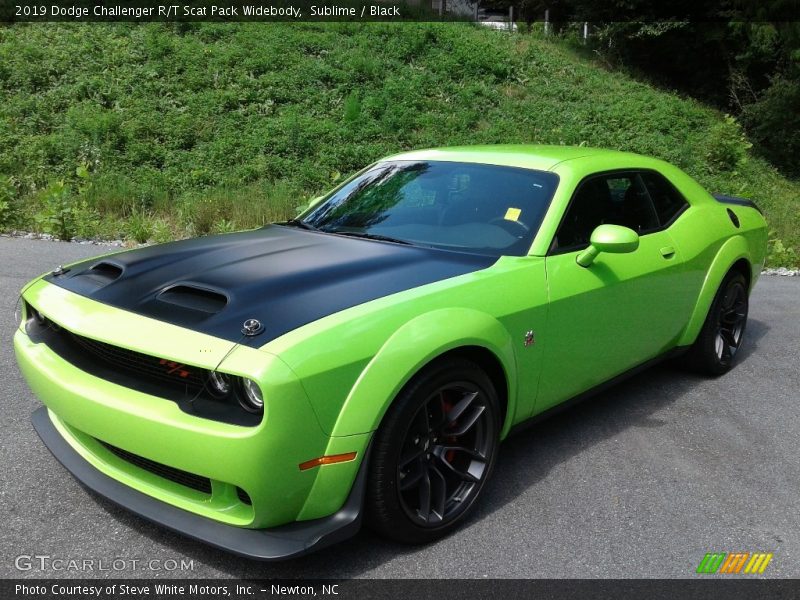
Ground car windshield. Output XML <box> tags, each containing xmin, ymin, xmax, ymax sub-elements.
<box><xmin>299</xmin><ymin>160</ymin><xmax>559</xmax><ymax>256</ymax></box>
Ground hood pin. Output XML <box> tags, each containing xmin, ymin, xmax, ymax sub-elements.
<box><xmin>242</xmin><ymin>318</ymin><xmax>264</xmax><ymax>337</ymax></box>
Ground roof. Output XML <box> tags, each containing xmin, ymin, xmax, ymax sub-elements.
<box><xmin>382</xmin><ymin>145</ymin><xmax>644</xmax><ymax>171</ymax></box>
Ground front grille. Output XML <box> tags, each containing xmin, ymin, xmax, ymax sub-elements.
<box><xmin>25</xmin><ymin>306</ymin><xmax>263</xmax><ymax>427</ymax></box>
<box><xmin>99</xmin><ymin>440</ymin><xmax>212</xmax><ymax>495</ymax></box>
<box><xmin>69</xmin><ymin>332</ymin><xmax>207</xmax><ymax>391</ymax></box>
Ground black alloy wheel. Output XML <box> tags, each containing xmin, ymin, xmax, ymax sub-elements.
<box><xmin>366</xmin><ymin>357</ymin><xmax>500</xmax><ymax>543</ymax></box>
<box><xmin>715</xmin><ymin>277</ymin><xmax>748</xmax><ymax>366</ymax></box>
<box><xmin>397</xmin><ymin>383</ymin><xmax>494</xmax><ymax>526</ymax></box>
<box><xmin>684</xmin><ymin>270</ymin><xmax>749</xmax><ymax>376</ymax></box>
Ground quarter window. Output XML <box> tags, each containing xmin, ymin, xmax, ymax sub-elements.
<box><xmin>640</xmin><ymin>171</ymin><xmax>689</xmax><ymax>226</ymax></box>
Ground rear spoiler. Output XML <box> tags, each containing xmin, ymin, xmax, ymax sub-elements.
<box><xmin>713</xmin><ymin>193</ymin><xmax>762</xmax><ymax>214</ymax></box>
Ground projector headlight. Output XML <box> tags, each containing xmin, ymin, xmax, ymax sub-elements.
<box><xmin>28</xmin><ymin>304</ymin><xmax>46</xmax><ymax>326</ymax></box>
<box><xmin>239</xmin><ymin>378</ymin><xmax>264</xmax><ymax>413</ymax></box>
<box><xmin>208</xmin><ymin>371</ymin><xmax>231</xmax><ymax>398</ymax></box>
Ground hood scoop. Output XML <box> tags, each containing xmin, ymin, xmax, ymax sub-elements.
<box><xmin>63</xmin><ymin>261</ymin><xmax>124</xmax><ymax>294</ymax></box>
<box><xmin>88</xmin><ymin>261</ymin><xmax>123</xmax><ymax>281</ymax></box>
<box><xmin>156</xmin><ymin>285</ymin><xmax>228</xmax><ymax>315</ymax></box>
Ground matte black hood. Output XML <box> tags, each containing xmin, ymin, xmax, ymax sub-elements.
<box><xmin>45</xmin><ymin>226</ymin><xmax>496</xmax><ymax>346</ymax></box>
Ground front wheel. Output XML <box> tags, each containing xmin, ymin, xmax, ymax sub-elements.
<box><xmin>366</xmin><ymin>357</ymin><xmax>500</xmax><ymax>544</ymax></box>
<box><xmin>683</xmin><ymin>270</ymin><xmax>749</xmax><ymax>376</ymax></box>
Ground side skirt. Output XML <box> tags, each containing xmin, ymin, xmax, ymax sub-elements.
<box><xmin>508</xmin><ymin>346</ymin><xmax>688</xmax><ymax>438</ymax></box>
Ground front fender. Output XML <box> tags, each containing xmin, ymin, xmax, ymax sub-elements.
<box><xmin>677</xmin><ymin>235</ymin><xmax>752</xmax><ymax>347</ymax></box>
<box><xmin>329</xmin><ymin>308</ymin><xmax>516</xmax><ymax>438</ymax></box>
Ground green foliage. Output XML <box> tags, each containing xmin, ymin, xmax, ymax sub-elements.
<box><xmin>0</xmin><ymin>22</ymin><xmax>798</xmax><ymax>263</ymax></box>
<box><xmin>72</xmin><ymin>199</ymin><xmax>101</xmax><ymax>239</ymax></box>
<box><xmin>35</xmin><ymin>181</ymin><xmax>74</xmax><ymax>240</ymax></box>
<box><xmin>212</xmin><ymin>218</ymin><xmax>238</xmax><ymax>234</ymax></box>
<box><xmin>31</xmin><ymin>166</ymin><xmax>100</xmax><ymax>240</ymax></box>
<box><xmin>343</xmin><ymin>92</ymin><xmax>361</xmax><ymax>123</ymax></box>
<box><xmin>125</xmin><ymin>209</ymin><xmax>154</xmax><ymax>243</ymax></box>
<box><xmin>151</xmin><ymin>218</ymin><xmax>175</xmax><ymax>244</ymax></box>
<box><xmin>741</xmin><ymin>78</ymin><xmax>800</xmax><ymax>177</ymax></box>
<box><xmin>703</xmin><ymin>115</ymin><xmax>752</xmax><ymax>174</ymax></box>
<box><xmin>0</xmin><ymin>176</ymin><xmax>15</xmax><ymax>229</ymax></box>
<box><xmin>767</xmin><ymin>234</ymin><xmax>798</xmax><ymax>268</ymax></box>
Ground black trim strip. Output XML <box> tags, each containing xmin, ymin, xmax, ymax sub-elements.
<box><xmin>713</xmin><ymin>194</ymin><xmax>762</xmax><ymax>214</ymax></box>
<box><xmin>32</xmin><ymin>407</ymin><xmax>369</xmax><ymax>561</ymax></box>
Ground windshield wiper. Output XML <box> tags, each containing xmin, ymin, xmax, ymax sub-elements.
<box><xmin>328</xmin><ymin>231</ymin><xmax>411</xmax><ymax>245</ymax></box>
<box><xmin>283</xmin><ymin>218</ymin><xmax>318</xmax><ymax>231</ymax></box>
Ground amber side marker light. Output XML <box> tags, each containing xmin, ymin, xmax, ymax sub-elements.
<box><xmin>299</xmin><ymin>452</ymin><xmax>358</xmax><ymax>471</ymax></box>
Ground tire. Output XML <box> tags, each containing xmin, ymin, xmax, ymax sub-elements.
<box><xmin>683</xmin><ymin>270</ymin><xmax>749</xmax><ymax>376</ymax></box>
<box><xmin>366</xmin><ymin>357</ymin><xmax>500</xmax><ymax>544</ymax></box>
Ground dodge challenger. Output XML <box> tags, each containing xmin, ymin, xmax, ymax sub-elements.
<box><xmin>14</xmin><ymin>146</ymin><xmax>767</xmax><ymax>559</ymax></box>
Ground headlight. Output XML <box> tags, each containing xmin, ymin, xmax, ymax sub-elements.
<box><xmin>239</xmin><ymin>378</ymin><xmax>264</xmax><ymax>413</ymax></box>
<box><xmin>208</xmin><ymin>371</ymin><xmax>231</xmax><ymax>398</ymax></box>
<box><xmin>28</xmin><ymin>304</ymin><xmax>46</xmax><ymax>326</ymax></box>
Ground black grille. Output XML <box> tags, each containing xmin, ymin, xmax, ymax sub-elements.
<box><xmin>69</xmin><ymin>332</ymin><xmax>207</xmax><ymax>391</ymax></box>
<box><xmin>236</xmin><ymin>487</ymin><xmax>252</xmax><ymax>505</ymax></box>
<box><xmin>25</xmin><ymin>309</ymin><xmax>263</xmax><ymax>427</ymax></box>
<box><xmin>99</xmin><ymin>440</ymin><xmax>212</xmax><ymax>495</ymax></box>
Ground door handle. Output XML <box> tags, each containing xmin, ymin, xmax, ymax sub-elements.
<box><xmin>660</xmin><ymin>246</ymin><xmax>676</xmax><ymax>258</ymax></box>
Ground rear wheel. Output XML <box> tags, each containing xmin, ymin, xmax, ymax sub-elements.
<box><xmin>683</xmin><ymin>270</ymin><xmax>749</xmax><ymax>376</ymax></box>
<box><xmin>366</xmin><ymin>357</ymin><xmax>500</xmax><ymax>544</ymax></box>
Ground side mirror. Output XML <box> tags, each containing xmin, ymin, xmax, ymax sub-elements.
<box><xmin>576</xmin><ymin>224</ymin><xmax>639</xmax><ymax>267</ymax></box>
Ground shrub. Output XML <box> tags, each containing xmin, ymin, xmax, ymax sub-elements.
<box><xmin>35</xmin><ymin>181</ymin><xmax>74</xmax><ymax>240</ymax></box>
<box><xmin>741</xmin><ymin>78</ymin><xmax>800</xmax><ymax>177</ymax></box>
<box><xmin>767</xmin><ymin>234</ymin><xmax>798</xmax><ymax>268</ymax></box>
<box><xmin>704</xmin><ymin>115</ymin><xmax>752</xmax><ymax>173</ymax></box>
<box><xmin>151</xmin><ymin>218</ymin><xmax>175</xmax><ymax>244</ymax></box>
<box><xmin>125</xmin><ymin>209</ymin><xmax>153</xmax><ymax>243</ymax></box>
<box><xmin>0</xmin><ymin>176</ymin><xmax>16</xmax><ymax>230</ymax></box>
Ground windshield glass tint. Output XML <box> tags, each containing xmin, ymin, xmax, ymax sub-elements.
<box><xmin>301</xmin><ymin>161</ymin><xmax>559</xmax><ymax>256</ymax></box>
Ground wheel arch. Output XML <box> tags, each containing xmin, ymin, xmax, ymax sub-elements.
<box><xmin>677</xmin><ymin>236</ymin><xmax>753</xmax><ymax>347</ymax></box>
<box><xmin>426</xmin><ymin>345</ymin><xmax>510</xmax><ymax>435</ymax></box>
<box><xmin>328</xmin><ymin>308</ymin><xmax>517</xmax><ymax>439</ymax></box>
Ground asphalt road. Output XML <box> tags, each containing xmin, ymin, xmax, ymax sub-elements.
<box><xmin>1</xmin><ymin>236</ymin><xmax>798</xmax><ymax>579</ymax></box>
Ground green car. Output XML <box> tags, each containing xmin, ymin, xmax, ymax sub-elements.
<box><xmin>15</xmin><ymin>146</ymin><xmax>767</xmax><ymax>559</ymax></box>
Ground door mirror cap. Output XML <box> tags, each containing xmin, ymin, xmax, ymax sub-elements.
<box><xmin>576</xmin><ymin>224</ymin><xmax>640</xmax><ymax>267</ymax></box>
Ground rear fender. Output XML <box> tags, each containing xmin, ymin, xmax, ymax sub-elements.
<box><xmin>677</xmin><ymin>235</ymin><xmax>751</xmax><ymax>347</ymax></box>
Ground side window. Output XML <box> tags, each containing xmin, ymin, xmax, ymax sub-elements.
<box><xmin>640</xmin><ymin>171</ymin><xmax>689</xmax><ymax>226</ymax></box>
<box><xmin>553</xmin><ymin>173</ymin><xmax>659</xmax><ymax>250</ymax></box>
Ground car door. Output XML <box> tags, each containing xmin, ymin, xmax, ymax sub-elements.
<box><xmin>532</xmin><ymin>171</ymin><xmax>689</xmax><ymax>415</ymax></box>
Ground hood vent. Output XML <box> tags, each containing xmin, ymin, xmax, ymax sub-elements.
<box><xmin>65</xmin><ymin>261</ymin><xmax>124</xmax><ymax>293</ymax></box>
<box><xmin>87</xmin><ymin>261</ymin><xmax>123</xmax><ymax>282</ymax></box>
<box><xmin>157</xmin><ymin>285</ymin><xmax>228</xmax><ymax>315</ymax></box>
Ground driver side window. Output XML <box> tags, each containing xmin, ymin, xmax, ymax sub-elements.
<box><xmin>552</xmin><ymin>172</ymin><xmax>660</xmax><ymax>251</ymax></box>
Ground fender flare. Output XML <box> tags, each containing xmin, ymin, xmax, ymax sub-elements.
<box><xmin>677</xmin><ymin>235</ymin><xmax>751</xmax><ymax>347</ymax></box>
<box><xmin>329</xmin><ymin>308</ymin><xmax>517</xmax><ymax>438</ymax></box>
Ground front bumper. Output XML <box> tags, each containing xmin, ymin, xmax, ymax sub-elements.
<box><xmin>15</xmin><ymin>279</ymin><xmax>371</xmax><ymax>555</ymax></box>
<box><xmin>32</xmin><ymin>407</ymin><xmax>367</xmax><ymax>560</ymax></box>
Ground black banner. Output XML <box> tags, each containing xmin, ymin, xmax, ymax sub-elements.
<box><xmin>5</xmin><ymin>579</ymin><xmax>800</xmax><ymax>600</ymax></box>
<box><xmin>5</xmin><ymin>0</ymin><xmax>455</xmax><ymax>22</ymax></box>
<box><xmin>2</xmin><ymin>0</ymin><xmax>800</xmax><ymax>23</ymax></box>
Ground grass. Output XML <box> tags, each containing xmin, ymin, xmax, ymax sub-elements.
<box><xmin>0</xmin><ymin>22</ymin><xmax>797</xmax><ymax>265</ymax></box>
